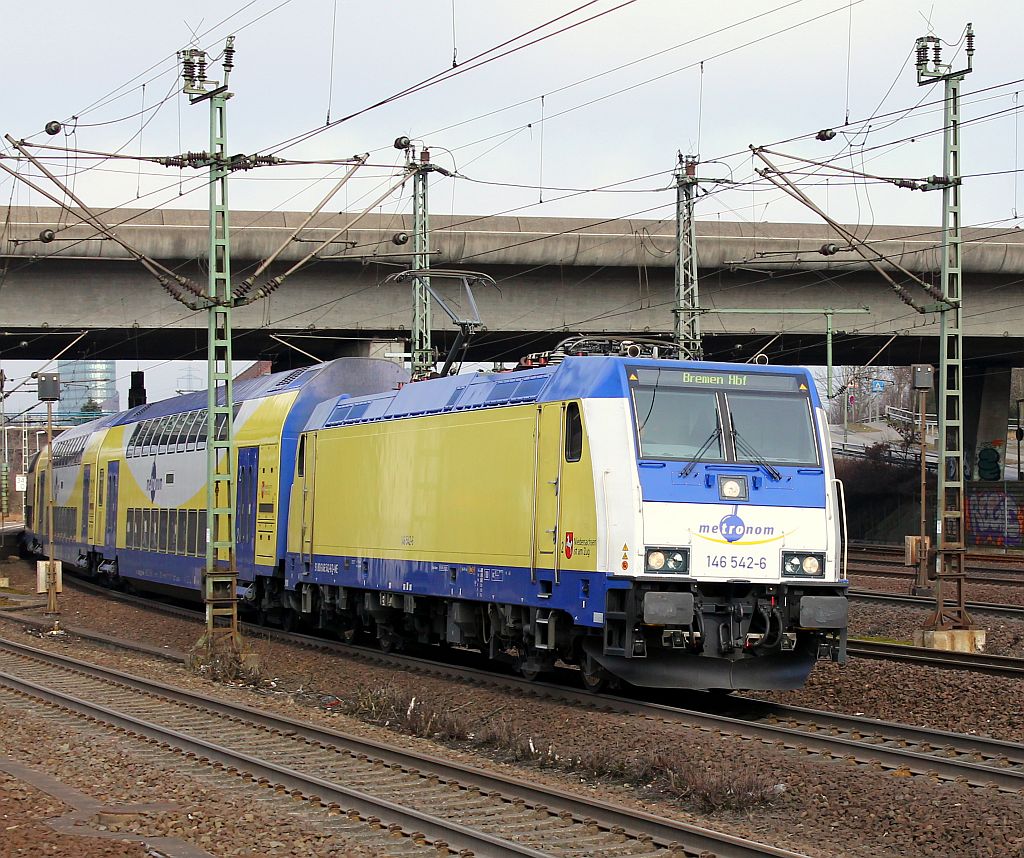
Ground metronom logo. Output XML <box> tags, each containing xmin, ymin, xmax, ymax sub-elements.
<box><xmin>698</xmin><ymin>515</ymin><xmax>775</xmax><ymax>544</ymax></box>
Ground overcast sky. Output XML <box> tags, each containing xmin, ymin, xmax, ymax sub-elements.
<box><xmin>2</xmin><ymin>0</ymin><xmax>1022</xmax><ymax>414</ymax></box>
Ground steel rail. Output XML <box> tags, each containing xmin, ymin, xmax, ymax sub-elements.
<box><xmin>0</xmin><ymin>637</ymin><xmax>805</xmax><ymax>858</ymax></box>
<box><xmin>849</xmin><ymin>543</ymin><xmax>1024</xmax><ymax>573</ymax></box>
<box><xmin>849</xmin><ymin>562</ymin><xmax>1024</xmax><ymax>588</ymax></box>
<box><xmin>849</xmin><ymin>588</ymin><xmax>1024</xmax><ymax>619</ymax></box>
<box><xmin>847</xmin><ymin>639</ymin><xmax>1024</xmax><ymax>677</ymax></box>
<box><xmin>850</xmin><ymin>541</ymin><xmax>1024</xmax><ymax>562</ymax></box>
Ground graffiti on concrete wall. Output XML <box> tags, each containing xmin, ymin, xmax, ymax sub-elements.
<box><xmin>965</xmin><ymin>484</ymin><xmax>1024</xmax><ymax>548</ymax></box>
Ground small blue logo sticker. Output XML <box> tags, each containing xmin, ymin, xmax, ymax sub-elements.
<box><xmin>146</xmin><ymin>462</ymin><xmax>163</xmax><ymax>502</ymax></box>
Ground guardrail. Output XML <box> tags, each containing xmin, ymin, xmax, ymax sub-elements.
<box><xmin>884</xmin><ymin>405</ymin><xmax>937</xmax><ymax>433</ymax></box>
<box><xmin>885</xmin><ymin>405</ymin><xmax>1021</xmax><ymax>435</ymax></box>
<box><xmin>831</xmin><ymin>440</ymin><xmax>938</xmax><ymax>470</ymax></box>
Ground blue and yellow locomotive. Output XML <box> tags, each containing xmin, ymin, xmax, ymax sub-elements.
<box><xmin>24</xmin><ymin>352</ymin><xmax>847</xmax><ymax>690</ymax></box>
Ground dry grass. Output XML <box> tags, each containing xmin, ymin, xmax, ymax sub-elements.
<box><xmin>333</xmin><ymin>680</ymin><xmax>777</xmax><ymax>813</ymax></box>
<box><xmin>574</xmin><ymin>746</ymin><xmax>776</xmax><ymax>811</ymax></box>
<box><xmin>343</xmin><ymin>680</ymin><xmax>473</xmax><ymax>741</ymax></box>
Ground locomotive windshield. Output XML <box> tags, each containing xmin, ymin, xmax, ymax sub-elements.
<box><xmin>629</xmin><ymin>367</ymin><xmax>819</xmax><ymax>466</ymax></box>
<box><xmin>635</xmin><ymin>388</ymin><xmax>723</xmax><ymax>461</ymax></box>
<box><xmin>726</xmin><ymin>392</ymin><xmax>818</xmax><ymax>465</ymax></box>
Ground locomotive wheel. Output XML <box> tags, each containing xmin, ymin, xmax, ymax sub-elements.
<box><xmin>281</xmin><ymin>608</ymin><xmax>300</xmax><ymax>633</ymax></box>
<box><xmin>519</xmin><ymin>663</ymin><xmax>542</xmax><ymax>681</ymax></box>
<box><xmin>517</xmin><ymin>652</ymin><xmax>545</xmax><ymax>681</ymax></box>
<box><xmin>378</xmin><ymin>630</ymin><xmax>402</xmax><ymax>653</ymax></box>
<box><xmin>579</xmin><ymin>658</ymin><xmax>610</xmax><ymax>693</ymax></box>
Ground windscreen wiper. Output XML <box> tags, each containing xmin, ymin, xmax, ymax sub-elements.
<box><xmin>730</xmin><ymin>416</ymin><xmax>782</xmax><ymax>481</ymax></box>
<box><xmin>680</xmin><ymin>426</ymin><xmax>722</xmax><ymax>477</ymax></box>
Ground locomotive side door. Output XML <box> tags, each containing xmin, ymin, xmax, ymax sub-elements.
<box><xmin>532</xmin><ymin>402</ymin><xmax>565</xmax><ymax>579</ymax></box>
<box><xmin>81</xmin><ymin>465</ymin><xmax>91</xmax><ymax>542</ymax></box>
<box><xmin>299</xmin><ymin>433</ymin><xmax>316</xmax><ymax>566</ymax></box>
<box><xmin>235</xmin><ymin>446</ymin><xmax>258</xmax><ymax>572</ymax></box>
<box><xmin>104</xmin><ymin>461</ymin><xmax>119</xmax><ymax>550</ymax></box>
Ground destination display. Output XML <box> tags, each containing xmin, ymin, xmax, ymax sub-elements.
<box><xmin>627</xmin><ymin>367</ymin><xmax>805</xmax><ymax>393</ymax></box>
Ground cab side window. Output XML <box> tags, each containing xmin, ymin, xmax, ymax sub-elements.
<box><xmin>565</xmin><ymin>402</ymin><xmax>582</xmax><ymax>463</ymax></box>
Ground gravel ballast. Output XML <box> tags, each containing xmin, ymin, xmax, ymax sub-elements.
<box><xmin>2</xmin><ymin>557</ymin><xmax>1024</xmax><ymax>857</ymax></box>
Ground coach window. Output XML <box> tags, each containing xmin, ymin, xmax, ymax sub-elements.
<box><xmin>174</xmin><ymin>413</ymin><xmax>188</xmax><ymax>452</ymax></box>
<box><xmin>169</xmin><ymin>412</ymin><xmax>187</xmax><ymax>452</ymax></box>
<box><xmin>565</xmin><ymin>402</ymin><xmax>583</xmax><ymax>463</ymax></box>
<box><xmin>126</xmin><ymin>425</ymin><xmax>139</xmax><ymax>457</ymax></box>
<box><xmin>297</xmin><ymin>435</ymin><xmax>306</xmax><ymax>477</ymax></box>
<box><xmin>192</xmin><ymin>415</ymin><xmax>207</xmax><ymax>452</ymax></box>
<box><xmin>185</xmin><ymin>411</ymin><xmax>203</xmax><ymax>451</ymax></box>
<box><xmin>155</xmin><ymin>418</ymin><xmax>169</xmax><ymax>455</ymax></box>
<box><xmin>143</xmin><ymin>420</ymin><xmax>161</xmax><ymax>456</ymax></box>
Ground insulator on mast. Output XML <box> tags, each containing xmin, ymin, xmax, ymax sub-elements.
<box><xmin>915</xmin><ymin>40</ymin><xmax>929</xmax><ymax>68</ymax></box>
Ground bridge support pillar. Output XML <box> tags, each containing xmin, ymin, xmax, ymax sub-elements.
<box><xmin>963</xmin><ymin>364</ymin><xmax>1011</xmax><ymax>481</ymax></box>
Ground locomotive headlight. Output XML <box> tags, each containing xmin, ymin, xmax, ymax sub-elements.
<box><xmin>645</xmin><ymin>547</ymin><xmax>689</xmax><ymax>573</ymax></box>
<box><xmin>717</xmin><ymin>475</ymin><xmax>748</xmax><ymax>501</ymax></box>
<box><xmin>782</xmin><ymin>552</ymin><xmax>826</xmax><ymax>578</ymax></box>
<box><xmin>666</xmin><ymin>551</ymin><xmax>688</xmax><ymax>572</ymax></box>
<box><xmin>721</xmin><ymin>478</ymin><xmax>742</xmax><ymax>499</ymax></box>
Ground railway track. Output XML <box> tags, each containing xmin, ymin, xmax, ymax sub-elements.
<box><xmin>847</xmin><ymin>639</ymin><xmax>1024</xmax><ymax>677</ymax></box>
<box><xmin>0</xmin><ymin>635</ymin><xmax>803</xmax><ymax>858</ymax></box>
<box><xmin>848</xmin><ymin>542</ymin><xmax>1024</xmax><ymax>586</ymax></box>
<box><xmin>851</xmin><ymin>541</ymin><xmax>1024</xmax><ymax>565</ymax></box>
<box><xmin>848</xmin><ymin>588</ymin><xmax>1024</xmax><ymax>619</ymax></box>
<box><xmin>5</xmin><ymin>579</ymin><xmax>1024</xmax><ymax>798</ymax></box>
<box><xmin>849</xmin><ymin>562</ymin><xmax>1024</xmax><ymax>588</ymax></box>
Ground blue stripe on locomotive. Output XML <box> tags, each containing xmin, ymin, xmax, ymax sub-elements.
<box><xmin>285</xmin><ymin>551</ymin><xmax>619</xmax><ymax>628</ymax></box>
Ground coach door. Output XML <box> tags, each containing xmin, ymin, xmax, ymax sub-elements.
<box><xmin>299</xmin><ymin>433</ymin><xmax>316</xmax><ymax>566</ymax></box>
<box><xmin>35</xmin><ymin>468</ymin><xmax>46</xmax><ymax>534</ymax></box>
<box><xmin>104</xmin><ymin>462</ymin><xmax>119</xmax><ymax>550</ymax></box>
<box><xmin>532</xmin><ymin>403</ymin><xmax>565</xmax><ymax>581</ymax></box>
<box><xmin>235</xmin><ymin>446</ymin><xmax>258</xmax><ymax>571</ymax></box>
<box><xmin>81</xmin><ymin>465</ymin><xmax>91</xmax><ymax>542</ymax></box>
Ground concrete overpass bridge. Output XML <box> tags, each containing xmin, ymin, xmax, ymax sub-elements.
<box><xmin>2</xmin><ymin>205</ymin><xmax>1023</xmax><ymax>364</ymax></box>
